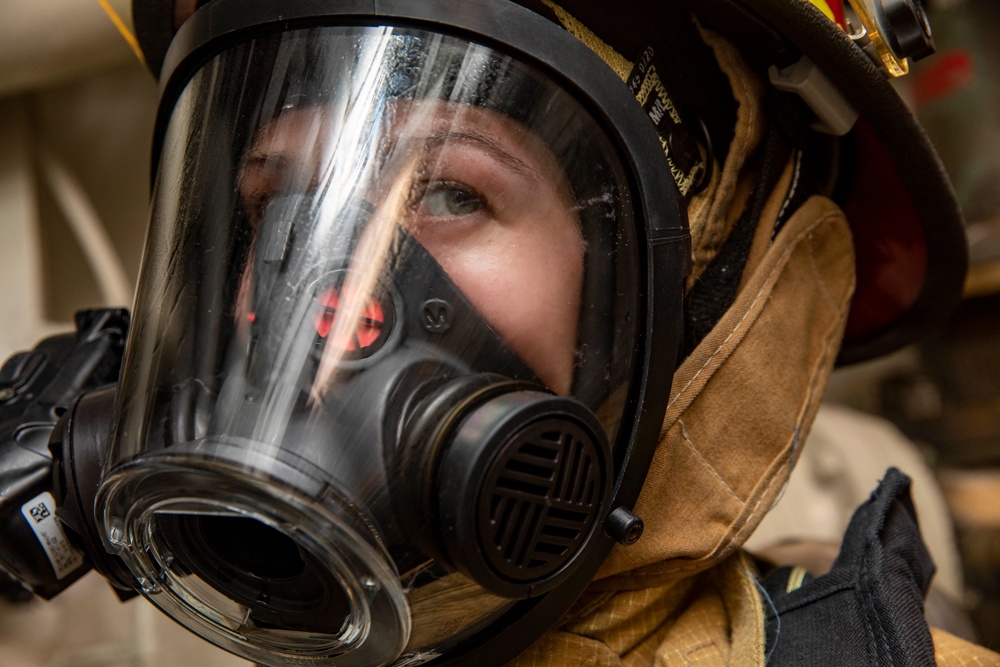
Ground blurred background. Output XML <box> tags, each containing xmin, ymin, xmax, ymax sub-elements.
<box><xmin>0</xmin><ymin>0</ymin><xmax>997</xmax><ymax>663</ymax></box>
<box><xmin>0</xmin><ymin>0</ymin><xmax>248</xmax><ymax>664</ymax></box>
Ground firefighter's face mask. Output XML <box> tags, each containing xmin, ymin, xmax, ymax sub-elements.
<box><xmin>96</xmin><ymin>14</ymin><xmax>687</xmax><ymax>667</ymax></box>
<box><xmin>237</xmin><ymin>98</ymin><xmax>585</xmax><ymax>396</ymax></box>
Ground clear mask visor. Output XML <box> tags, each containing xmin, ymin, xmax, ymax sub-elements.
<box><xmin>98</xmin><ymin>24</ymin><xmax>641</xmax><ymax>666</ymax></box>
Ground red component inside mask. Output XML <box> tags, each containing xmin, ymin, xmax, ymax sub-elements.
<box><xmin>314</xmin><ymin>288</ymin><xmax>386</xmax><ymax>351</ymax></box>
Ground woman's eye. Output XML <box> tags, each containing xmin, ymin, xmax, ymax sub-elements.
<box><xmin>418</xmin><ymin>182</ymin><xmax>485</xmax><ymax>217</ymax></box>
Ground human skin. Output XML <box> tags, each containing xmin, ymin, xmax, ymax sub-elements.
<box><xmin>238</xmin><ymin>101</ymin><xmax>586</xmax><ymax>395</ymax></box>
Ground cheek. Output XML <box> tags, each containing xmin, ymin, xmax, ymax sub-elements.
<box><xmin>436</xmin><ymin>209</ymin><xmax>585</xmax><ymax>396</ymax></box>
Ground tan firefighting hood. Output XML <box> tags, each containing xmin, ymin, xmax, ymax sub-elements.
<box><xmin>508</xmin><ymin>13</ymin><xmax>998</xmax><ymax>667</ymax></box>
<box><xmin>501</xmin><ymin>22</ymin><xmax>856</xmax><ymax>665</ymax></box>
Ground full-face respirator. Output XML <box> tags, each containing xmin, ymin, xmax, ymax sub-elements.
<box><xmin>0</xmin><ymin>4</ymin><xmax>688</xmax><ymax>665</ymax></box>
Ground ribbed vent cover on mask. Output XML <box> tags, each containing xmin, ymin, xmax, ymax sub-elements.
<box><xmin>478</xmin><ymin>417</ymin><xmax>604</xmax><ymax>582</ymax></box>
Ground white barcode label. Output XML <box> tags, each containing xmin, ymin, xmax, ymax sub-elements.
<box><xmin>21</xmin><ymin>492</ymin><xmax>84</xmax><ymax>580</ymax></box>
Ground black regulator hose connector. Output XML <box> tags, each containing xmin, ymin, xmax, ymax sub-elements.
<box><xmin>49</xmin><ymin>385</ymin><xmax>136</xmax><ymax>598</ymax></box>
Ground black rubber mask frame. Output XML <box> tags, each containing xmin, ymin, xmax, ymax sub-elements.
<box><xmin>118</xmin><ymin>1</ymin><xmax>691</xmax><ymax>666</ymax></box>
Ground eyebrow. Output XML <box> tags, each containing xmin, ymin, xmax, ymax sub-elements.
<box><xmin>239</xmin><ymin>126</ymin><xmax>540</xmax><ymax>185</ymax></box>
<box><xmin>241</xmin><ymin>151</ymin><xmax>294</xmax><ymax>173</ymax></box>
<box><xmin>412</xmin><ymin>130</ymin><xmax>538</xmax><ymax>179</ymax></box>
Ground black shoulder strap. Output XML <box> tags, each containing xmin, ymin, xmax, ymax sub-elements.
<box><xmin>760</xmin><ymin>468</ymin><xmax>937</xmax><ymax>666</ymax></box>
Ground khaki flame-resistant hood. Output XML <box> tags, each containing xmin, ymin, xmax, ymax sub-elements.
<box><xmin>596</xmin><ymin>32</ymin><xmax>856</xmax><ymax>585</ymax></box>
<box><xmin>510</xmin><ymin>181</ymin><xmax>857</xmax><ymax>667</ymax></box>
<box><xmin>508</xmin><ymin>29</ymin><xmax>858</xmax><ymax>665</ymax></box>
<box><xmin>598</xmin><ymin>197</ymin><xmax>854</xmax><ymax>585</ymax></box>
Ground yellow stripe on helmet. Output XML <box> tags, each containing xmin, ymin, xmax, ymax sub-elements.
<box><xmin>97</xmin><ymin>0</ymin><xmax>146</xmax><ymax>65</ymax></box>
<box><xmin>808</xmin><ymin>0</ymin><xmax>838</xmax><ymax>24</ymax></box>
